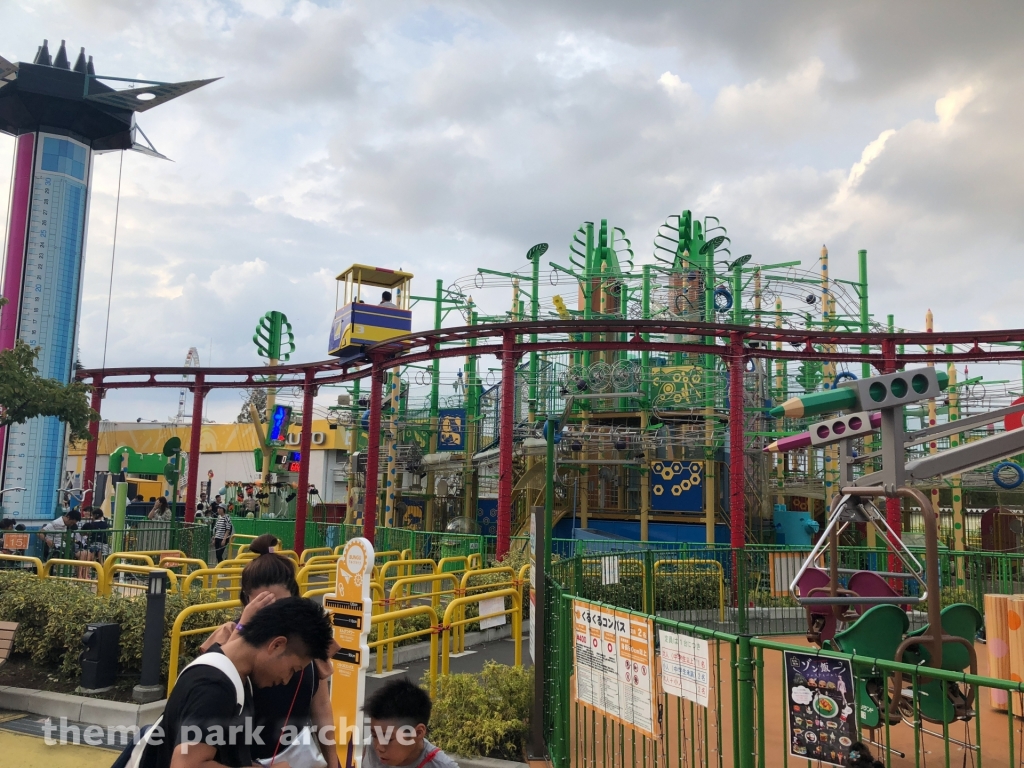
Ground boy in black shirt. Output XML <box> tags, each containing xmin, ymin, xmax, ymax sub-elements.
<box><xmin>131</xmin><ymin>597</ymin><xmax>332</xmax><ymax>768</ymax></box>
<box><xmin>79</xmin><ymin>506</ymin><xmax>111</xmax><ymax>557</ymax></box>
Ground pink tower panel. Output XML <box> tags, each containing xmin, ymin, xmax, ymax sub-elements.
<box><xmin>0</xmin><ymin>132</ymin><xmax>35</xmax><ymax>352</ymax></box>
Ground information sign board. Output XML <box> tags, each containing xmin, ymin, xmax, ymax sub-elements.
<box><xmin>572</xmin><ymin>599</ymin><xmax>657</xmax><ymax>737</ymax></box>
<box><xmin>658</xmin><ymin>629</ymin><xmax>709</xmax><ymax>707</ymax></box>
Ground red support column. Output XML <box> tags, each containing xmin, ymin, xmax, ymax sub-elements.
<box><xmin>82</xmin><ymin>380</ymin><xmax>103</xmax><ymax>504</ymax></box>
<box><xmin>362</xmin><ymin>363</ymin><xmax>385</xmax><ymax>543</ymax></box>
<box><xmin>184</xmin><ymin>374</ymin><xmax>205</xmax><ymax>523</ymax></box>
<box><xmin>294</xmin><ymin>368</ymin><xmax>316</xmax><ymax>554</ymax></box>
<box><xmin>496</xmin><ymin>332</ymin><xmax>518</xmax><ymax>560</ymax></box>
<box><xmin>729</xmin><ymin>332</ymin><xmax>746</xmax><ymax>550</ymax></box>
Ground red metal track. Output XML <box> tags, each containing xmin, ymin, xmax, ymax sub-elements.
<box><xmin>76</xmin><ymin>319</ymin><xmax>1024</xmax><ymax>390</ymax></box>
<box><xmin>74</xmin><ymin>318</ymin><xmax>1024</xmax><ymax>552</ymax></box>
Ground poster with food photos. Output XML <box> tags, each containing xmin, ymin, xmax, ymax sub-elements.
<box><xmin>784</xmin><ymin>650</ymin><xmax>857</xmax><ymax>767</ymax></box>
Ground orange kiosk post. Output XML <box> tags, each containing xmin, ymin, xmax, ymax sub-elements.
<box><xmin>326</xmin><ymin>537</ymin><xmax>374</xmax><ymax>768</ymax></box>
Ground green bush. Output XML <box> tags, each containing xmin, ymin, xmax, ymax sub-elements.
<box><xmin>488</xmin><ymin>547</ymin><xmax>529</xmax><ymax>574</ymax></box>
<box><xmin>429</xmin><ymin>661</ymin><xmax>532</xmax><ymax>760</ymax></box>
<box><xmin>915</xmin><ymin>586</ymin><xmax>976</xmax><ymax>616</ymax></box>
<box><xmin>0</xmin><ymin>571</ymin><xmax>234</xmax><ymax>681</ymax></box>
<box><xmin>747</xmin><ymin>588</ymin><xmax>798</xmax><ymax>608</ymax></box>
<box><xmin>655</xmin><ymin>571</ymin><xmax>723</xmax><ymax>612</ymax></box>
<box><xmin>579</xmin><ymin>574</ymin><xmax>645</xmax><ymax>610</ymax></box>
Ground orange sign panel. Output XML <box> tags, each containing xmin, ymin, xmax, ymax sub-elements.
<box><xmin>2</xmin><ymin>533</ymin><xmax>29</xmax><ymax>550</ymax></box>
<box><xmin>327</xmin><ymin>537</ymin><xmax>374</xmax><ymax>768</ymax></box>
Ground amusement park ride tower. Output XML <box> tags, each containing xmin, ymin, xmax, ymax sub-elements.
<box><xmin>0</xmin><ymin>40</ymin><xmax>214</xmax><ymax>519</ymax></box>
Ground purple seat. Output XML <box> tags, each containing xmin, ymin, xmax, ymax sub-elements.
<box><xmin>795</xmin><ymin>567</ymin><xmax>838</xmax><ymax>642</ymax></box>
<box><xmin>847</xmin><ymin>570</ymin><xmax>906</xmax><ymax>615</ymax></box>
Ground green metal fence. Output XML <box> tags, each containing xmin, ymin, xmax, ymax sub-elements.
<box><xmin>543</xmin><ymin>570</ymin><xmax>1024</xmax><ymax>768</ymax></box>
<box><xmin>21</xmin><ymin>521</ymin><xmax>211</xmax><ymax>563</ymax></box>
<box><xmin>545</xmin><ymin>543</ymin><xmax>1024</xmax><ymax>637</ymax></box>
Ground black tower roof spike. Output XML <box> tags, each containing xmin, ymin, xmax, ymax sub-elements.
<box><xmin>34</xmin><ymin>39</ymin><xmax>51</xmax><ymax>66</ymax></box>
<box><xmin>0</xmin><ymin>44</ymin><xmax>217</xmax><ymax>154</ymax></box>
<box><xmin>53</xmin><ymin>40</ymin><xmax>70</xmax><ymax>69</ymax></box>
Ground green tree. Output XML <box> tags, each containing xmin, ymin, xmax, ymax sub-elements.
<box><xmin>0</xmin><ymin>298</ymin><xmax>96</xmax><ymax>443</ymax></box>
<box><xmin>236</xmin><ymin>387</ymin><xmax>268</xmax><ymax>423</ymax></box>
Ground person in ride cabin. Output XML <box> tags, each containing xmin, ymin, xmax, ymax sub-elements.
<box><xmin>363</xmin><ymin>678</ymin><xmax>458</xmax><ymax>768</ymax></box>
<box><xmin>379</xmin><ymin>291</ymin><xmax>397</xmax><ymax>308</ymax></box>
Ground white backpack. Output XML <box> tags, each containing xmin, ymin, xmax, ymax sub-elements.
<box><xmin>124</xmin><ymin>653</ymin><xmax>248</xmax><ymax>768</ymax></box>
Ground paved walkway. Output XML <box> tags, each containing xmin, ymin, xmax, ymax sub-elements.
<box><xmin>366</xmin><ymin>635</ymin><xmax>532</xmax><ymax>695</ymax></box>
<box><xmin>0</xmin><ymin>727</ymin><xmax>117</xmax><ymax>767</ymax></box>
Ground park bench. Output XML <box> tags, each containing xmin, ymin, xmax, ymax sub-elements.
<box><xmin>0</xmin><ymin>621</ymin><xmax>17</xmax><ymax>670</ymax></box>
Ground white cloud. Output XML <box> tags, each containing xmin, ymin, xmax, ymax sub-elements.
<box><xmin>935</xmin><ymin>85</ymin><xmax>975</xmax><ymax>129</ymax></box>
<box><xmin>837</xmin><ymin>128</ymin><xmax>896</xmax><ymax>202</ymax></box>
<box><xmin>205</xmin><ymin>258</ymin><xmax>267</xmax><ymax>300</ymax></box>
<box><xmin>713</xmin><ymin>58</ymin><xmax>826</xmax><ymax>135</ymax></box>
<box><xmin>2</xmin><ymin>1</ymin><xmax>1024</xmax><ymax>422</ymax></box>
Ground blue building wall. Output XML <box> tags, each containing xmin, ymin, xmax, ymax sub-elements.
<box><xmin>2</xmin><ymin>134</ymin><xmax>91</xmax><ymax>520</ymax></box>
<box><xmin>553</xmin><ymin>517</ymin><xmax>730</xmax><ymax>544</ymax></box>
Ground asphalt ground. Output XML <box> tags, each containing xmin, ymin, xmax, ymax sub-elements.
<box><xmin>365</xmin><ymin>635</ymin><xmax>533</xmax><ymax>695</ymax></box>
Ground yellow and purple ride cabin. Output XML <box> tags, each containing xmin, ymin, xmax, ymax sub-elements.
<box><xmin>328</xmin><ymin>264</ymin><xmax>414</xmax><ymax>363</ymax></box>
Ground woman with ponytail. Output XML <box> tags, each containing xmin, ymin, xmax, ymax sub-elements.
<box><xmin>201</xmin><ymin>533</ymin><xmax>339</xmax><ymax>767</ymax></box>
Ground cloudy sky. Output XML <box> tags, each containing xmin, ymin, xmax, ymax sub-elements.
<box><xmin>2</xmin><ymin>1</ymin><xmax>1023</xmax><ymax>421</ymax></box>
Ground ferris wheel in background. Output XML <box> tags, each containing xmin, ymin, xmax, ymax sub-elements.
<box><xmin>174</xmin><ymin>347</ymin><xmax>201</xmax><ymax>423</ymax></box>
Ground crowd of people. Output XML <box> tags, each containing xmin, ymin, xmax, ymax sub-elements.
<box><xmin>3</xmin><ymin>490</ymin><xmax>244</xmax><ymax>566</ymax></box>
<box><xmin>31</xmin><ymin>506</ymin><xmax>112</xmax><ymax>563</ymax></box>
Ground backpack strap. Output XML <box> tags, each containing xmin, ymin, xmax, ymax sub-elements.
<box><xmin>121</xmin><ymin>654</ymin><xmax>247</xmax><ymax>768</ymax></box>
<box><xmin>185</xmin><ymin>653</ymin><xmax>247</xmax><ymax>710</ymax></box>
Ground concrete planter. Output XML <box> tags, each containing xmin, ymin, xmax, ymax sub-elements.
<box><xmin>0</xmin><ymin>685</ymin><xmax>164</xmax><ymax>727</ymax></box>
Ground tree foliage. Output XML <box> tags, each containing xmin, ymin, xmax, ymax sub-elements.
<box><xmin>236</xmin><ymin>387</ymin><xmax>268</xmax><ymax>423</ymax></box>
<box><xmin>0</xmin><ymin>299</ymin><xmax>97</xmax><ymax>443</ymax></box>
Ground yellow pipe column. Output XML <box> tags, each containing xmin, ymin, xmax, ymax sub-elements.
<box><xmin>580</xmin><ymin>418</ymin><xmax>589</xmax><ymax>529</ymax></box>
<box><xmin>384</xmin><ymin>368</ymin><xmax>401</xmax><ymax>527</ymax></box>
<box><xmin>640</xmin><ymin>413</ymin><xmax>650</xmax><ymax>541</ymax></box>
<box><xmin>948</xmin><ymin>357</ymin><xmax>966</xmax><ymax>585</ymax></box>
<box><xmin>774</xmin><ymin>298</ymin><xmax>786</xmax><ymax>507</ymax></box>
<box><xmin>926</xmin><ymin>310</ymin><xmax>941</xmax><ymax>538</ymax></box>
<box><xmin>345</xmin><ymin>396</ymin><xmax>360</xmax><ymax>525</ymax></box>
<box><xmin>821</xmin><ymin>248</ymin><xmax>838</xmax><ymax>513</ymax></box>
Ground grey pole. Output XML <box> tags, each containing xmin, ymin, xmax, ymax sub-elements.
<box><xmin>133</xmin><ymin>569</ymin><xmax>168</xmax><ymax>703</ymax></box>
